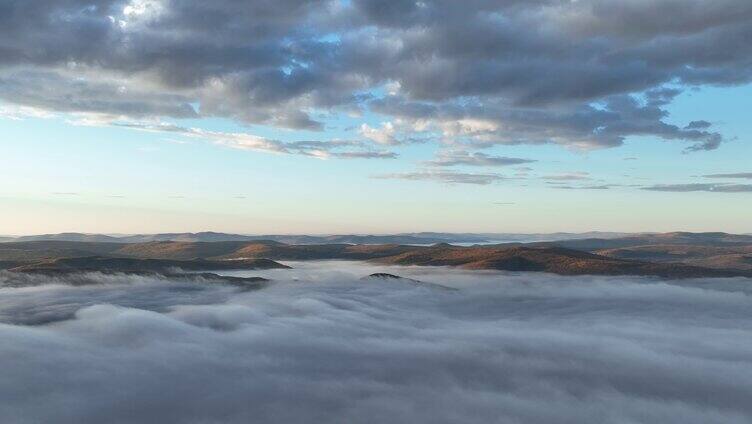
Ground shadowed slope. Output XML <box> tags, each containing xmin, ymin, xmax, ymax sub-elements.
<box><xmin>372</xmin><ymin>245</ymin><xmax>752</xmax><ymax>278</ymax></box>
<box><xmin>9</xmin><ymin>256</ymin><xmax>289</xmax><ymax>273</ymax></box>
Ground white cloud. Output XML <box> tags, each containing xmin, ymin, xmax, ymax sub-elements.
<box><xmin>426</xmin><ymin>150</ymin><xmax>536</xmax><ymax>168</ymax></box>
<box><xmin>360</xmin><ymin>122</ymin><xmax>398</xmax><ymax>145</ymax></box>
<box><xmin>110</xmin><ymin>121</ymin><xmax>395</xmax><ymax>159</ymax></box>
<box><xmin>543</xmin><ymin>171</ymin><xmax>591</xmax><ymax>181</ymax></box>
<box><xmin>374</xmin><ymin>170</ymin><xmax>507</xmax><ymax>185</ymax></box>
<box><xmin>0</xmin><ymin>105</ymin><xmax>56</xmax><ymax>120</ymax></box>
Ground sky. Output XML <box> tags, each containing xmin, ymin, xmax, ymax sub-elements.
<box><xmin>1</xmin><ymin>0</ymin><xmax>751</xmax><ymax>235</ymax></box>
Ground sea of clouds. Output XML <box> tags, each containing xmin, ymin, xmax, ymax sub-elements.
<box><xmin>2</xmin><ymin>261</ymin><xmax>752</xmax><ymax>424</ymax></box>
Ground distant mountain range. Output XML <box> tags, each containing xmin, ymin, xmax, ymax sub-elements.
<box><xmin>532</xmin><ymin>231</ymin><xmax>752</xmax><ymax>249</ymax></box>
<box><xmin>8</xmin><ymin>256</ymin><xmax>287</xmax><ymax>273</ymax></box>
<box><xmin>0</xmin><ymin>241</ymin><xmax>752</xmax><ymax>278</ymax></box>
<box><xmin>0</xmin><ymin>231</ymin><xmax>634</xmax><ymax>245</ymax></box>
<box><xmin>3</xmin><ymin>231</ymin><xmax>752</xmax><ymax>278</ymax></box>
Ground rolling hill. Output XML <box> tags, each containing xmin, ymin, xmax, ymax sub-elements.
<box><xmin>2</xmin><ymin>238</ymin><xmax>750</xmax><ymax>278</ymax></box>
<box><xmin>9</xmin><ymin>256</ymin><xmax>288</xmax><ymax>273</ymax></box>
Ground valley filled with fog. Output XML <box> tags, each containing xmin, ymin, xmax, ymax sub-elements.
<box><xmin>2</xmin><ymin>261</ymin><xmax>752</xmax><ymax>424</ymax></box>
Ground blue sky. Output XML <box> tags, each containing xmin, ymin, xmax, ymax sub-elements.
<box><xmin>3</xmin><ymin>83</ymin><xmax>750</xmax><ymax>235</ymax></box>
<box><xmin>1</xmin><ymin>0</ymin><xmax>751</xmax><ymax>235</ymax></box>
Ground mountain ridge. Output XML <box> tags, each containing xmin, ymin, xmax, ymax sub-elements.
<box><xmin>1</xmin><ymin>231</ymin><xmax>637</xmax><ymax>245</ymax></box>
<box><xmin>2</xmin><ymin>238</ymin><xmax>751</xmax><ymax>279</ymax></box>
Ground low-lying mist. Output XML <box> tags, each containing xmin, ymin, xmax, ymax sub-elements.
<box><xmin>2</xmin><ymin>261</ymin><xmax>752</xmax><ymax>424</ymax></box>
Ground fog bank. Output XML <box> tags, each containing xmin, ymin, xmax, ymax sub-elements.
<box><xmin>1</xmin><ymin>262</ymin><xmax>751</xmax><ymax>423</ymax></box>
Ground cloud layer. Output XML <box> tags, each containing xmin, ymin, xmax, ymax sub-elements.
<box><xmin>2</xmin><ymin>262</ymin><xmax>752</xmax><ymax>423</ymax></box>
<box><xmin>643</xmin><ymin>183</ymin><xmax>752</xmax><ymax>192</ymax></box>
<box><xmin>373</xmin><ymin>170</ymin><xmax>507</xmax><ymax>185</ymax></box>
<box><xmin>1</xmin><ymin>0</ymin><xmax>748</xmax><ymax>154</ymax></box>
<box><xmin>425</xmin><ymin>151</ymin><xmax>536</xmax><ymax>168</ymax></box>
<box><xmin>704</xmin><ymin>173</ymin><xmax>752</xmax><ymax>179</ymax></box>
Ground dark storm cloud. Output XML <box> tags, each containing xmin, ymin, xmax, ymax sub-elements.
<box><xmin>643</xmin><ymin>183</ymin><xmax>752</xmax><ymax>192</ymax></box>
<box><xmin>0</xmin><ymin>70</ymin><xmax>199</xmax><ymax>119</ymax></box>
<box><xmin>1</xmin><ymin>264</ymin><xmax>752</xmax><ymax>423</ymax></box>
<box><xmin>0</xmin><ymin>0</ymin><xmax>749</xmax><ymax>151</ymax></box>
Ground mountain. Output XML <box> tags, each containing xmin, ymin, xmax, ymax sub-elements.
<box><xmin>114</xmin><ymin>241</ymin><xmax>259</xmax><ymax>260</ymax></box>
<box><xmin>2</xmin><ymin>239</ymin><xmax>749</xmax><ymax>278</ymax></box>
<box><xmin>5</xmin><ymin>232</ymin><xmax>258</xmax><ymax>244</ymax></box>
<box><xmin>536</xmin><ymin>232</ymin><xmax>752</xmax><ymax>251</ymax></box>
<box><xmin>519</xmin><ymin>232</ymin><xmax>752</xmax><ymax>273</ymax></box>
<box><xmin>9</xmin><ymin>256</ymin><xmax>289</xmax><ymax>273</ymax></box>
<box><xmin>399</xmin><ymin>231</ymin><xmax>634</xmax><ymax>243</ymax></box>
<box><xmin>0</xmin><ymin>241</ymin><xmax>125</xmax><ymax>261</ymax></box>
<box><xmin>593</xmin><ymin>244</ymin><xmax>752</xmax><ymax>270</ymax></box>
<box><xmin>117</xmin><ymin>232</ymin><xmax>260</xmax><ymax>243</ymax></box>
<box><xmin>685</xmin><ymin>254</ymin><xmax>752</xmax><ymax>271</ymax></box>
<box><xmin>360</xmin><ymin>273</ymin><xmax>456</xmax><ymax>290</ymax></box>
<box><xmin>12</xmin><ymin>233</ymin><xmax>122</xmax><ymax>243</ymax></box>
<box><xmin>369</xmin><ymin>245</ymin><xmax>750</xmax><ymax>278</ymax></box>
<box><xmin>0</xmin><ymin>231</ymin><xmax>640</xmax><ymax>245</ymax></box>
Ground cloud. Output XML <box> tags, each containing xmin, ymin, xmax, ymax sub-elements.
<box><xmin>703</xmin><ymin>173</ymin><xmax>752</xmax><ymax>179</ymax></box>
<box><xmin>0</xmin><ymin>104</ymin><xmax>56</xmax><ymax>120</ymax></box>
<box><xmin>554</xmin><ymin>184</ymin><xmax>614</xmax><ymax>190</ymax></box>
<box><xmin>685</xmin><ymin>120</ymin><xmax>712</xmax><ymax>130</ymax></box>
<box><xmin>426</xmin><ymin>151</ymin><xmax>536</xmax><ymax>168</ymax></box>
<box><xmin>114</xmin><ymin>121</ymin><xmax>395</xmax><ymax>159</ymax></box>
<box><xmin>370</xmin><ymin>90</ymin><xmax>725</xmax><ymax>152</ymax></box>
<box><xmin>1</xmin><ymin>264</ymin><xmax>752</xmax><ymax>423</ymax></box>
<box><xmin>332</xmin><ymin>151</ymin><xmax>398</xmax><ymax>159</ymax></box>
<box><xmin>0</xmin><ymin>70</ymin><xmax>199</xmax><ymax>119</ymax></box>
<box><xmin>542</xmin><ymin>172</ymin><xmax>591</xmax><ymax>181</ymax></box>
<box><xmin>373</xmin><ymin>171</ymin><xmax>506</xmax><ymax>185</ymax></box>
<box><xmin>360</xmin><ymin>122</ymin><xmax>399</xmax><ymax>145</ymax></box>
<box><xmin>643</xmin><ymin>183</ymin><xmax>752</xmax><ymax>192</ymax></box>
<box><xmin>0</xmin><ymin>0</ymin><xmax>745</xmax><ymax>153</ymax></box>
